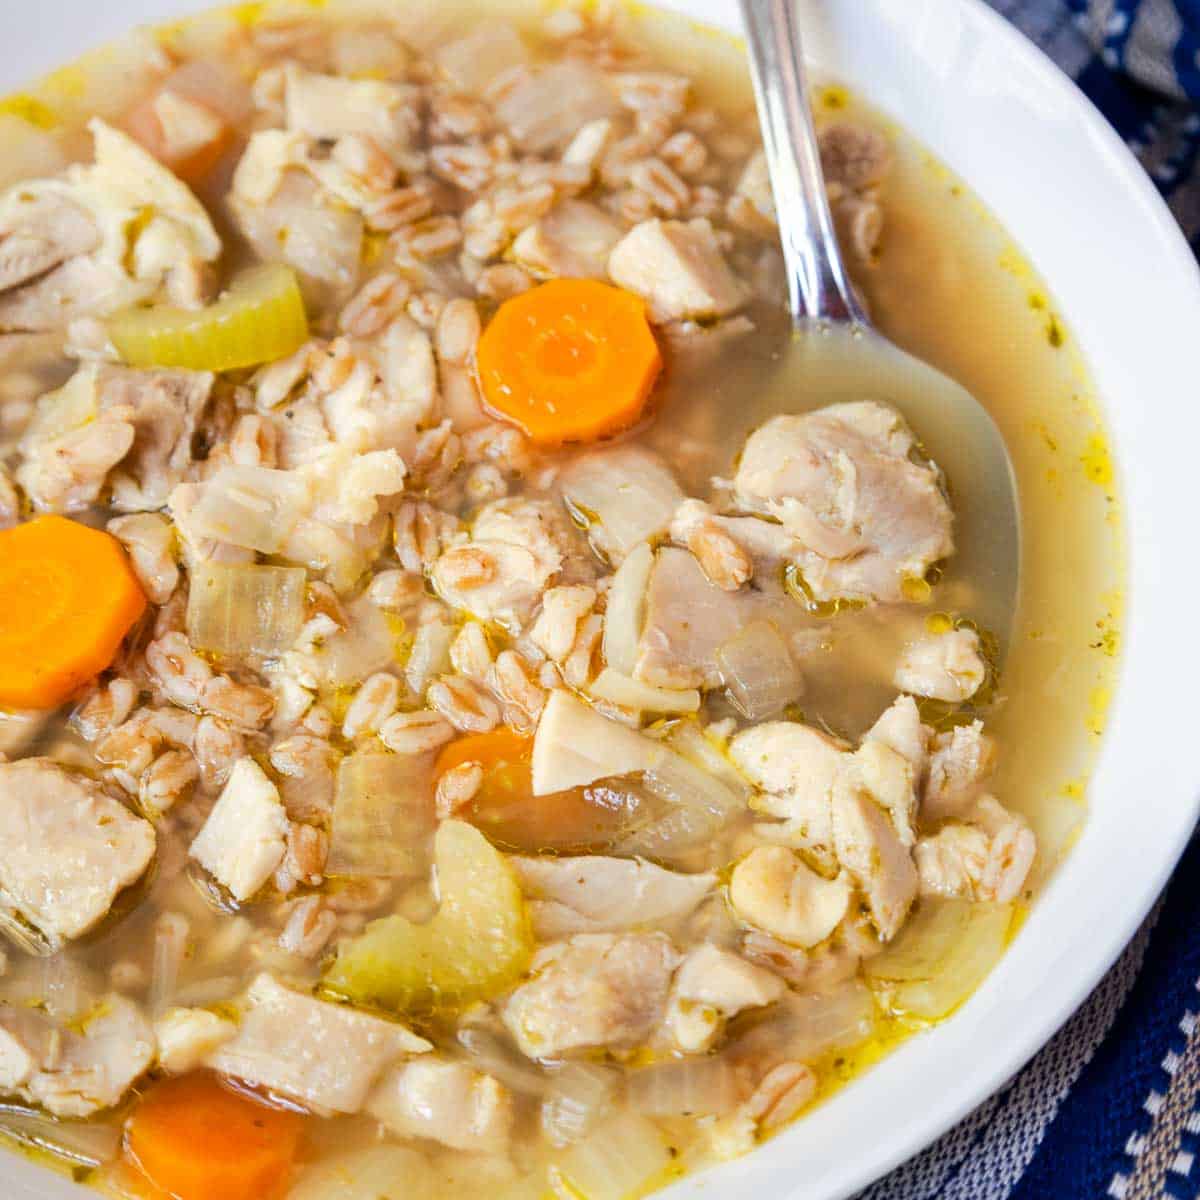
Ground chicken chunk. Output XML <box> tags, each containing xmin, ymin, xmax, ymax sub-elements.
<box><xmin>730</xmin><ymin>721</ymin><xmax>846</xmax><ymax>851</ymax></box>
<box><xmin>502</xmin><ymin>932</ymin><xmax>680</xmax><ymax>1059</ymax></box>
<box><xmin>819</xmin><ymin>123</ymin><xmax>892</xmax><ymax>262</ymax></box>
<box><xmin>893</xmin><ymin>627</ymin><xmax>988</xmax><ymax>703</ymax></box>
<box><xmin>367</xmin><ymin>1057</ymin><xmax>513</xmax><ymax>1153</ymax></box>
<box><xmin>915</xmin><ymin>795</ymin><xmax>1035</xmax><ymax>903</ymax></box>
<box><xmin>154</xmin><ymin>1007</ymin><xmax>237</xmax><ymax>1075</ymax></box>
<box><xmin>510</xmin><ymin>199</ymin><xmax>623</xmax><ymax>281</ymax></box>
<box><xmin>847</xmin><ymin>738</ymin><xmax>920</xmax><ymax>848</ymax></box>
<box><xmin>531</xmin><ymin>690</ymin><xmax>666</xmax><ymax>796</ymax></box>
<box><xmin>230</xmin><ymin>156</ymin><xmax>364</xmax><ymax>310</ymax></box>
<box><xmin>733</xmin><ymin>401</ymin><xmax>954</xmax><ymax>604</ymax></box>
<box><xmin>188</xmin><ymin>758</ymin><xmax>288</xmax><ymax>902</ymax></box>
<box><xmin>432</xmin><ymin>498</ymin><xmax>582</xmax><ymax>631</ymax></box>
<box><xmin>819</xmin><ymin>123</ymin><xmax>892</xmax><ymax>193</ymax></box>
<box><xmin>510</xmin><ymin>855</ymin><xmax>716</xmax><ymax>938</ymax></box>
<box><xmin>830</xmin><ymin>780</ymin><xmax>917</xmax><ymax>940</ymax></box>
<box><xmin>207</xmin><ymin>973</ymin><xmax>430</xmax><ymax>1113</ymax></box>
<box><xmin>0</xmin><ymin>759</ymin><xmax>155</xmax><ymax>951</ymax></box>
<box><xmin>0</xmin><ymin>994</ymin><xmax>154</xmax><ymax>1117</ymax></box>
<box><xmin>100</xmin><ymin>365</ymin><xmax>212</xmax><ymax>511</ymax></box>
<box><xmin>0</xmin><ymin>120</ymin><xmax>220</xmax><ymax>331</ymax></box>
<box><xmin>0</xmin><ymin>192</ymin><xmax>99</xmax><ymax>292</ymax></box>
<box><xmin>284</xmin><ymin>65</ymin><xmax>419</xmax><ymax>163</ymax></box>
<box><xmin>494</xmin><ymin>62</ymin><xmax>618</xmax><ymax>153</ymax></box>
<box><xmin>863</xmin><ymin>694</ymin><xmax>930</xmax><ymax>777</ymax></box>
<box><xmin>923</xmin><ymin>721</ymin><xmax>996</xmax><ymax>822</ymax></box>
<box><xmin>608</xmin><ymin>219</ymin><xmax>749</xmax><ymax>323</ymax></box>
<box><xmin>729</xmin><ymin>847</ymin><xmax>852</xmax><ymax>949</ymax></box>
<box><xmin>635</xmin><ymin>547</ymin><xmax>800</xmax><ymax>690</ymax></box>
<box><xmin>559</xmin><ymin>444</ymin><xmax>686</xmax><ymax>565</ymax></box>
<box><xmin>663</xmin><ymin>943</ymin><xmax>785</xmax><ymax>1053</ymax></box>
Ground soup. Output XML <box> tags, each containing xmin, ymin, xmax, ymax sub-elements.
<box><xmin>0</xmin><ymin>3</ymin><xmax>1122</xmax><ymax>1199</ymax></box>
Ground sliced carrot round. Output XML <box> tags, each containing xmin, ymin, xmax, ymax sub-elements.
<box><xmin>125</xmin><ymin>1072</ymin><xmax>304</xmax><ymax>1200</ymax></box>
<box><xmin>0</xmin><ymin>515</ymin><xmax>147</xmax><ymax>710</ymax></box>
<box><xmin>435</xmin><ymin>726</ymin><xmax>532</xmax><ymax>779</ymax></box>
<box><xmin>475</xmin><ymin>278</ymin><xmax>662</xmax><ymax>445</ymax></box>
<box><xmin>436</xmin><ymin>728</ymin><xmax>643</xmax><ymax>852</ymax></box>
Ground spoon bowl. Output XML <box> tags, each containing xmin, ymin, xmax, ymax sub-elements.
<box><xmin>740</xmin><ymin>0</ymin><xmax>1022</xmax><ymax>650</ymax></box>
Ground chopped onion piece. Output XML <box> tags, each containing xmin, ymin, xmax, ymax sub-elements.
<box><xmin>867</xmin><ymin>900</ymin><xmax>1013</xmax><ymax>1020</ymax></box>
<box><xmin>458</xmin><ymin>1026</ymin><xmax>553</xmax><ymax>1096</ymax></box>
<box><xmin>589</xmin><ymin>668</ymin><xmax>700</xmax><ymax>715</ymax></box>
<box><xmin>865</xmin><ymin>898</ymin><xmax>976</xmax><ymax>983</ymax></box>
<box><xmin>0</xmin><ymin>1103</ymin><xmax>121</xmax><ymax>1168</ymax></box>
<box><xmin>181</xmin><ymin>465</ymin><xmax>309</xmax><ymax>555</ymax></box>
<box><xmin>665</xmin><ymin>720</ymin><xmax>749</xmax><ymax>797</ymax></box>
<box><xmin>186</xmin><ymin>562</ymin><xmax>306</xmax><ymax>661</ymax></box>
<box><xmin>170</xmin><ymin>975</ymin><xmax>241</xmax><ymax>1009</ymax></box>
<box><xmin>716</xmin><ymin>619</ymin><xmax>803</xmax><ymax>720</ymax></box>
<box><xmin>629</xmin><ymin>1056</ymin><xmax>740</xmax><ymax>1118</ymax></box>
<box><xmin>602</xmin><ymin>541</ymin><xmax>654</xmax><ymax>675</ymax></box>
<box><xmin>326</xmin><ymin>753</ymin><xmax>433</xmax><ymax>879</ymax></box>
<box><xmin>435</xmin><ymin>23</ymin><xmax>529</xmax><ymax>94</ymax></box>
<box><xmin>619</xmin><ymin>750</ymin><xmax>742</xmax><ymax>860</ymax></box>
<box><xmin>552</xmin><ymin>1110</ymin><xmax>673</xmax><ymax>1200</ymax></box>
<box><xmin>540</xmin><ymin>1061</ymin><xmax>620</xmax><ymax>1147</ymax></box>
<box><xmin>313</xmin><ymin>595</ymin><xmax>395</xmax><ymax>687</ymax></box>
<box><xmin>773</xmin><ymin>981</ymin><xmax>878</xmax><ymax>1061</ymax></box>
<box><xmin>289</xmin><ymin>1146</ymin><xmax>433</xmax><ymax>1200</ymax></box>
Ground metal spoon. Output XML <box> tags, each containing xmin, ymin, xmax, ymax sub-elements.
<box><xmin>740</xmin><ymin>0</ymin><xmax>1021</xmax><ymax>651</ymax></box>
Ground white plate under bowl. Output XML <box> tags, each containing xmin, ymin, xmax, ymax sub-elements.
<box><xmin>3</xmin><ymin>1</ymin><xmax>1199</xmax><ymax>1198</ymax></box>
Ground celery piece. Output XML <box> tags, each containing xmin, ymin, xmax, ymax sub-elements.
<box><xmin>323</xmin><ymin>820</ymin><xmax>532</xmax><ymax>1016</ymax></box>
<box><xmin>108</xmin><ymin>262</ymin><xmax>307</xmax><ymax>372</ymax></box>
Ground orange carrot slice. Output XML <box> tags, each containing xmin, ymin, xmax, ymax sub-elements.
<box><xmin>125</xmin><ymin>1073</ymin><xmax>304</xmax><ymax>1200</ymax></box>
<box><xmin>435</xmin><ymin>726</ymin><xmax>532</xmax><ymax>779</ymax></box>
<box><xmin>122</xmin><ymin>92</ymin><xmax>232</xmax><ymax>187</ymax></box>
<box><xmin>0</xmin><ymin>515</ymin><xmax>147</xmax><ymax>710</ymax></box>
<box><xmin>475</xmin><ymin>278</ymin><xmax>662</xmax><ymax>445</ymax></box>
<box><xmin>435</xmin><ymin>728</ymin><xmax>641</xmax><ymax>851</ymax></box>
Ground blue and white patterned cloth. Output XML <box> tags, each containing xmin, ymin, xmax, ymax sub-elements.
<box><xmin>864</xmin><ymin>3</ymin><xmax>1200</xmax><ymax>1197</ymax></box>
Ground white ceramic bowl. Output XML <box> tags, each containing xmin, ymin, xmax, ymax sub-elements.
<box><xmin>4</xmin><ymin>1</ymin><xmax>1200</xmax><ymax>1197</ymax></box>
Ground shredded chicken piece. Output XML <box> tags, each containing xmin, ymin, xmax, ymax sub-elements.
<box><xmin>0</xmin><ymin>994</ymin><xmax>155</xmax><ymax>1117</ymax></box>
<box><xmin>894</xmin><ymin>627</ymin><xmax>988</xmax><ymax>702</ymax></box>
<box><xmin>608</xmin><ymin>218</ymin><xmax>748</xmax><ymax>322</ymax></box>
<box><xmin>0</xmin><ymin>758</ymin><xmax>155</xmax><ymax>950</ymax></box>
<box><xmin>733</xmin><ymin>401</ymin><xmax>954</xmax><ymax>604</ymax></box>
<box><xmin>915</xmin><ymin>795</ymin><xmax>1036</xmax><ymax>903</ymax></box>
<box><xmin>663</xmin><ymin>943</ymin><xmax>785</xmax><ymax>1052</ymax></box>
<box><xmin>729</xmin><ymin>847</ymin><xmax>852</xmax><ymax>949</ymax></box>
<box><xmin>502</xmin><ymin>932</ymin><xmax>680</xmax><ymax>1059</ymax></box>
<box><xmin>207</xmin><ymin>972</ymin><xmax>430</xmax><ymax>1113</ymax></box>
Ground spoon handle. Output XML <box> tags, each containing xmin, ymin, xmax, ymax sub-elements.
<box><xmin>739</xmin><ymin>0</ymin><xmax>866</xmax><ymax>326</ymax></box>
